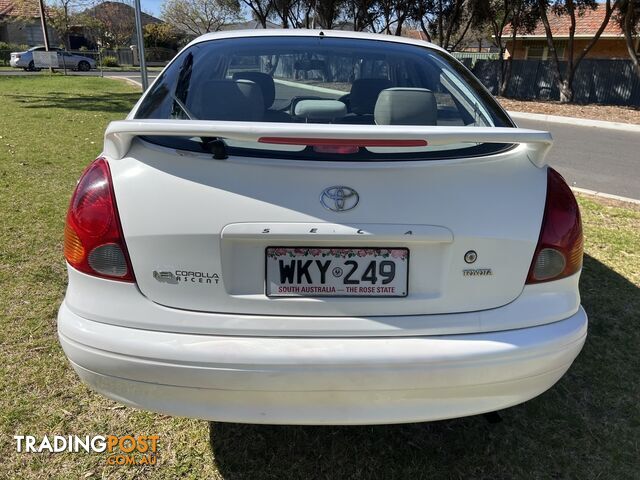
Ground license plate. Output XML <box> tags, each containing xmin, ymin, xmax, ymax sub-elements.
<box><xmin>265</xmin><ymin>247</ymin><xmax>409</xmax><ymax>297</ymax></box>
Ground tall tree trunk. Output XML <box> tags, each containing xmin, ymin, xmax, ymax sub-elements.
<box><xmin>624</xmin><ymin>0</ymin><xmax>640</xmax><ymax>78</ymax></box>
<box><xmin>438</xmin><ymin>0</ymin><xmax>444</xmax><ymax>46</ymax></box>
<box><xmin>419</xmin><ymin>17</ymin><xmax>432</xmax><ymax>42</ymax></box>
<box><xmin>538</xmin><ymin>0</ymin><xmax>618</xmax><ymax>103</ymax></box>
<box><xmin>395</xmin><ymin>12</ymin><xmax>407</xmax><ymax>36</ymax></box>
<box><xmin>443</xmin><ymin>0</ymin><xmax>464</xmax><ymax>50</ymax></box>
<box><xmin>500</xmin><ymin>15</ymin><xmax>519</xmax><ymax>97</ymax></box>
<box><xmin>450</xmin><ymin>16</ymin><xmax>473</xmax><ymax>51</ymax></box>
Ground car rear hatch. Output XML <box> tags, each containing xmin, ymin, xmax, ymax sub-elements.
<box><xmin>104</xmin><ymin>120</ymin><xmax>551</xmax><ymax>317</ymax></box>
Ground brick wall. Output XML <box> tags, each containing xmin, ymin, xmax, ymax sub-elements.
<box><xmin>506</xmin><ymin>38</ymin><xmax>630</xmax><ymax>60</ymax></box>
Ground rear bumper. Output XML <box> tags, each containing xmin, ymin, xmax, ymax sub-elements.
<box><xmin>58</xmin><ymin>302</ymin><xmax>587</xmax><ymax>425</ymax></box>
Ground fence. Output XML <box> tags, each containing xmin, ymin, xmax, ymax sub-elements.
<box><xmin>0</xmin><ymin>47</ymin><xmax>176</xmax><ymax>69</ymax></box>
<box><xmin>452</xmin><ymin>52</ymin><xmax>500</xmax><ymax>69</ymax></box>
<box><xmin>469</xmin><ymin>59</ymin><xmax>640</xmax><ymax>107</ymax></box>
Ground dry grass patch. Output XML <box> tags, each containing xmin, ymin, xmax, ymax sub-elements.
<box><xmin>498</xmin><ymin>97</ymin><xmax>640</xmax><ymax>125</ymax></box>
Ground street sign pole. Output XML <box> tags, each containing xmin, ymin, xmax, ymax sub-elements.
<box><xmin>133</xmin><ymin>0</ymin><xmax>148</xmax><ymax>90</ymax></box>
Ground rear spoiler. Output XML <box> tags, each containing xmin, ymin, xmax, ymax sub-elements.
<box><xmin>104</xmin><ymin>120</ymin><xmax>553</xmax><ymax>167</ymax></box>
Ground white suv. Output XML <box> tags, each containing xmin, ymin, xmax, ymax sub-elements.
<box><xmin>58</xmin><ymin>30</ymin><xmax>586</xmax><ymax>425</ymax></box>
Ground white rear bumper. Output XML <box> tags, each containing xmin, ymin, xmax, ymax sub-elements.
<box><xmin>58</xmin><ymin>302</ymin><xmax>587</xmax><ymax>425</ymax></box>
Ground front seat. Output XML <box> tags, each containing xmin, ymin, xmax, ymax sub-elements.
<box><xmin>374</xmin><ymin>88</ymin><xmax>438</xmax><ymax>126</ymax></box>
<box><xmin>187</xmin><ymin>79</ymin><xmax>264</xmax><ymax>122</ymax></box>
<box><xmin>232</xmin><ymin>71</ymin><xmax>290</xmax><ymax>122</ymax></box>
<box><xmin>340</xmin><ymin>78</ymin><xmax>392</xmax><ymax>124</ymax></box>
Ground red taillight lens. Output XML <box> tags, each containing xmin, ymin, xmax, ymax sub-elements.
<box><xmin>526</xmin><ymin>168</ymin><xmax>583</xmax><ymax>284</ymax></box>
<box><xmin>64</xmin><ymin>158</ymin><xmax>135</xmax><ymax>282</ymax></box>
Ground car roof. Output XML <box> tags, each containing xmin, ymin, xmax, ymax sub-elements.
<box><xmin>185</xmin><ymin>29</ymin><xmax>447</xmax><ymax>54</ymax></box>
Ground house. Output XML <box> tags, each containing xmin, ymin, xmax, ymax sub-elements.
<box><xmin>403</xmin><ymin>29</ymin><xmax>498</xmax><ymax>53</ymax></box>
<box><xmin>504</xmin><ymin>5</ymin><xmax>639</xmax><ymax>60</ymax></box>
<box><xmin>79</xmin><ymin>1</ymin><xmax>162</xmax><ymax>48</ymax></box>
<box><xmin>0</xmin><ymin>0</ymin><xmax>57</xmax><ymax>46</ymax></box>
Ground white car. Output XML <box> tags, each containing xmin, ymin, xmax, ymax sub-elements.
<box><xmin>10</xmin><ymin>46</ymin><xmax>96</xmax><ymax>71</ymax></box>
<box><xmin>58</xmin><ymin>30</ymin><xmax>587</xmax><ymax>425</ymax></box>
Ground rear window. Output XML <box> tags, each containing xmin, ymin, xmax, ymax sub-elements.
<box><xmin>136</xmin><ymin>36</ymin><xmax>513</xmax><ymax>160</ymax></box>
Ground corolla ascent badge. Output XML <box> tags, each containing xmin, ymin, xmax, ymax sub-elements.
<box><xmin>320</xmin><ymin>186</ymin><xmax>359</xmax><ymax>212</ymax></box>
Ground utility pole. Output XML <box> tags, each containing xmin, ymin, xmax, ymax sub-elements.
<box><xmin>133</xmin><ymin>0</ymin><xmax>148</xmax><ymax>90</ymax></box>
<box><xmin>37</xmin><ymin>0</ymin><xmax>50</xmax><ymax>51</ymax></box>
<box><xmin>37</xmin><ymin>0</ymin><xmax>54</xmax><ymax>73</ymax></box>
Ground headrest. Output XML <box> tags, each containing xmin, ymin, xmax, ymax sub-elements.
<box><xmin>294</xmin><ymin>99</ymin><xmax>347</xmax><ymax>122</ymax></box>
<box><xmin>188</xmin><ymin>79</ymin><xmax>264</xmax><ymax>121</ymax></box>
<box><xmin>374</xmin><ymin>88</ymin><xmax>438</xmax><ymax>126</ymax></box>
<box><xmin>232</xmin><ymin>71</ymin><xmax>275</xmax><ymax>109</ymax></box>
<box><xmin>349</xmin><ymin>78</ymin><xmax>393</xmax><ymax>115</ymax></box>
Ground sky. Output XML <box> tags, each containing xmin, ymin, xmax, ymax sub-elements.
<box><xmin>141</xmin><ymin>0</ymin><xmax>163</xmax><ymax>17</ymax></box>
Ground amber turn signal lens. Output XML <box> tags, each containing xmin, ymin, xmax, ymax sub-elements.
<box><xmin>63</xmin><ymin>224</ymin><xmax>85</xmax><ymax>265</ymax></box>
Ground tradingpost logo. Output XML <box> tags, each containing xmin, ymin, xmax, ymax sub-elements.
<box><xmin>14</xmin><ymin>434</ymin><xmax>159</xmax><ymax>465</ymax></box>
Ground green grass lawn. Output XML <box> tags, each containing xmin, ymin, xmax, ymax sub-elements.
<box><xmin>1</xmin><ymin>76</ymin><xmax>639</xmax><ymax>479</ymax></box>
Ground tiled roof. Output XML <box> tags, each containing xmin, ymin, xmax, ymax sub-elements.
<box><xmin>0</xmin><ymin>0</ymin><xmax>41</xmax><ymax>18</ymax></box>
<box><xmin>404</xmin><ymin>30</ymin><xmax>430</xmax><ymax>41</ymax></box>
<box><xmin>83</xmin><ymin>1</ymin><xmax>162</xmax><ymax>24</ymax></box>
<box><xmin>504</xmin><ymin>6</ymin><xmax>623</xmax><ymax>37</ymax></box>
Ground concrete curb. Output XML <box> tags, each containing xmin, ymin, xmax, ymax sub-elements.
<box><xmin>109</xmin><ymin>75</ymin><xmax>143</xmax><ymax>89</ymax></box>
<box><xmin>509</xmin><ymin>111</ymin><xmax>640</xmax><ymax>133</ymax></box>
<box><xmin>571</xmin><ymin>187</ymin><xmax>640</xmax><ymax>206</ymax></box>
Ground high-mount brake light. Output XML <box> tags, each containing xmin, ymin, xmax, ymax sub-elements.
<box><xmin>258</xmin><ymin>137</ymin><xmax>428</xmax><ymax>147</ymax></box>
<box><xmin>313</xmin><ymin>145</ymin><xmax>360</xmax><ymax>154</ymax></box>
<box><xmin>63</xmin><ymin>158</ymin><xmax>135</xmax><ymax>282</ymax></box>
<box><xmin>526</xmin><ymin>168</ymin><xmax>583</xmax><ymax>284</ymax></box>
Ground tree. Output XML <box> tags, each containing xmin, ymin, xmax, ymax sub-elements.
<box><xmin>537</xmin><ymin>0</ymin><xmax>621</xmax><ymax>102</ymax></box>
<box><xmin>488</xmin><ymin>0</ymin><xmax>539</xmax><ymax>96</ymax></box>
<box><xmin>618</xmin><ymin>0</ymin><xmax>640</xmax><ymax>78</ymax></box>
<box><xmin>286</xmin><ymin>0</ymin><xmax>315</xmax><ymax>28</ymax></box>
<box><xmin>144</xmin><ymin>22</ymin><xmax>184</xmax><ymax>49</ymax></box>
<box><xmin>314</xmin><ymin>0</ymin><xmax>345</xmax><ymax>28</ymax></box>
<box><xmin>240</xmin><ymin>0</ymin><xmax>272</xmax><ymax>28</ymax></box>
<box><xmin>161</xmin><ymin>0</ymin><xmax>241</xmax><ymax>36</ymax></box>
<box><xmin>85</xmin><ymin>0</ymin><xmax>137</xmax><ymax>48</ymax></box>
<box><xmin>410</xmin><ymin>0</ymin><xmax>490</xmax><ymax>50</ymax></box>
<box><xmin>271</xmin><ymin>0</ymin><xmax>299</xmax><ymax>28</ymax></box>
<box><xmin>45</xmin><ymin>0</ymin><xmax>85</xmax><ymax>49</ymax></box>
<box><xmin>376</xmin><ymin>0</ymin><xmax>411</xmax><ymax>35</ymax></box>
<box><xmin>350</xmin><ymin>0</ymin><xmax>379</xmax><ymax>31</ymax></box>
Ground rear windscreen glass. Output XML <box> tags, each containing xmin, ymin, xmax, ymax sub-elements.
<box><xmin>135</xmin><ymin>36</ymin><xmax>514</xmax><ymax>160</ymax></box>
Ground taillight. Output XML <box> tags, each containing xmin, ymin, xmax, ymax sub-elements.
<box><xmin>63</xmin><ymin>158</ymin><xmax>135</xmax><ymax>282</ymax></box>
<box><xmin>526</xmin><ymin>168</ymin><xmax>583</xmax><ymax>284</ymax></box>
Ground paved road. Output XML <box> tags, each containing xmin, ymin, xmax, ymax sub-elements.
<box><xmin>2</xmin><ymin>70</ymin><xmax>638</xmax><ymax>199</ymax></box>
<box><xmin>516</xmin><ymin>118</ymin><xmax>640</xmax><ymax>200</ymax></box>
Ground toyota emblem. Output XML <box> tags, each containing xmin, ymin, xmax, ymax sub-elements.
<box><xmin>320</xmin><ymin>186</ymin><xmax>359</xmax><ymax>212</ymax></box>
